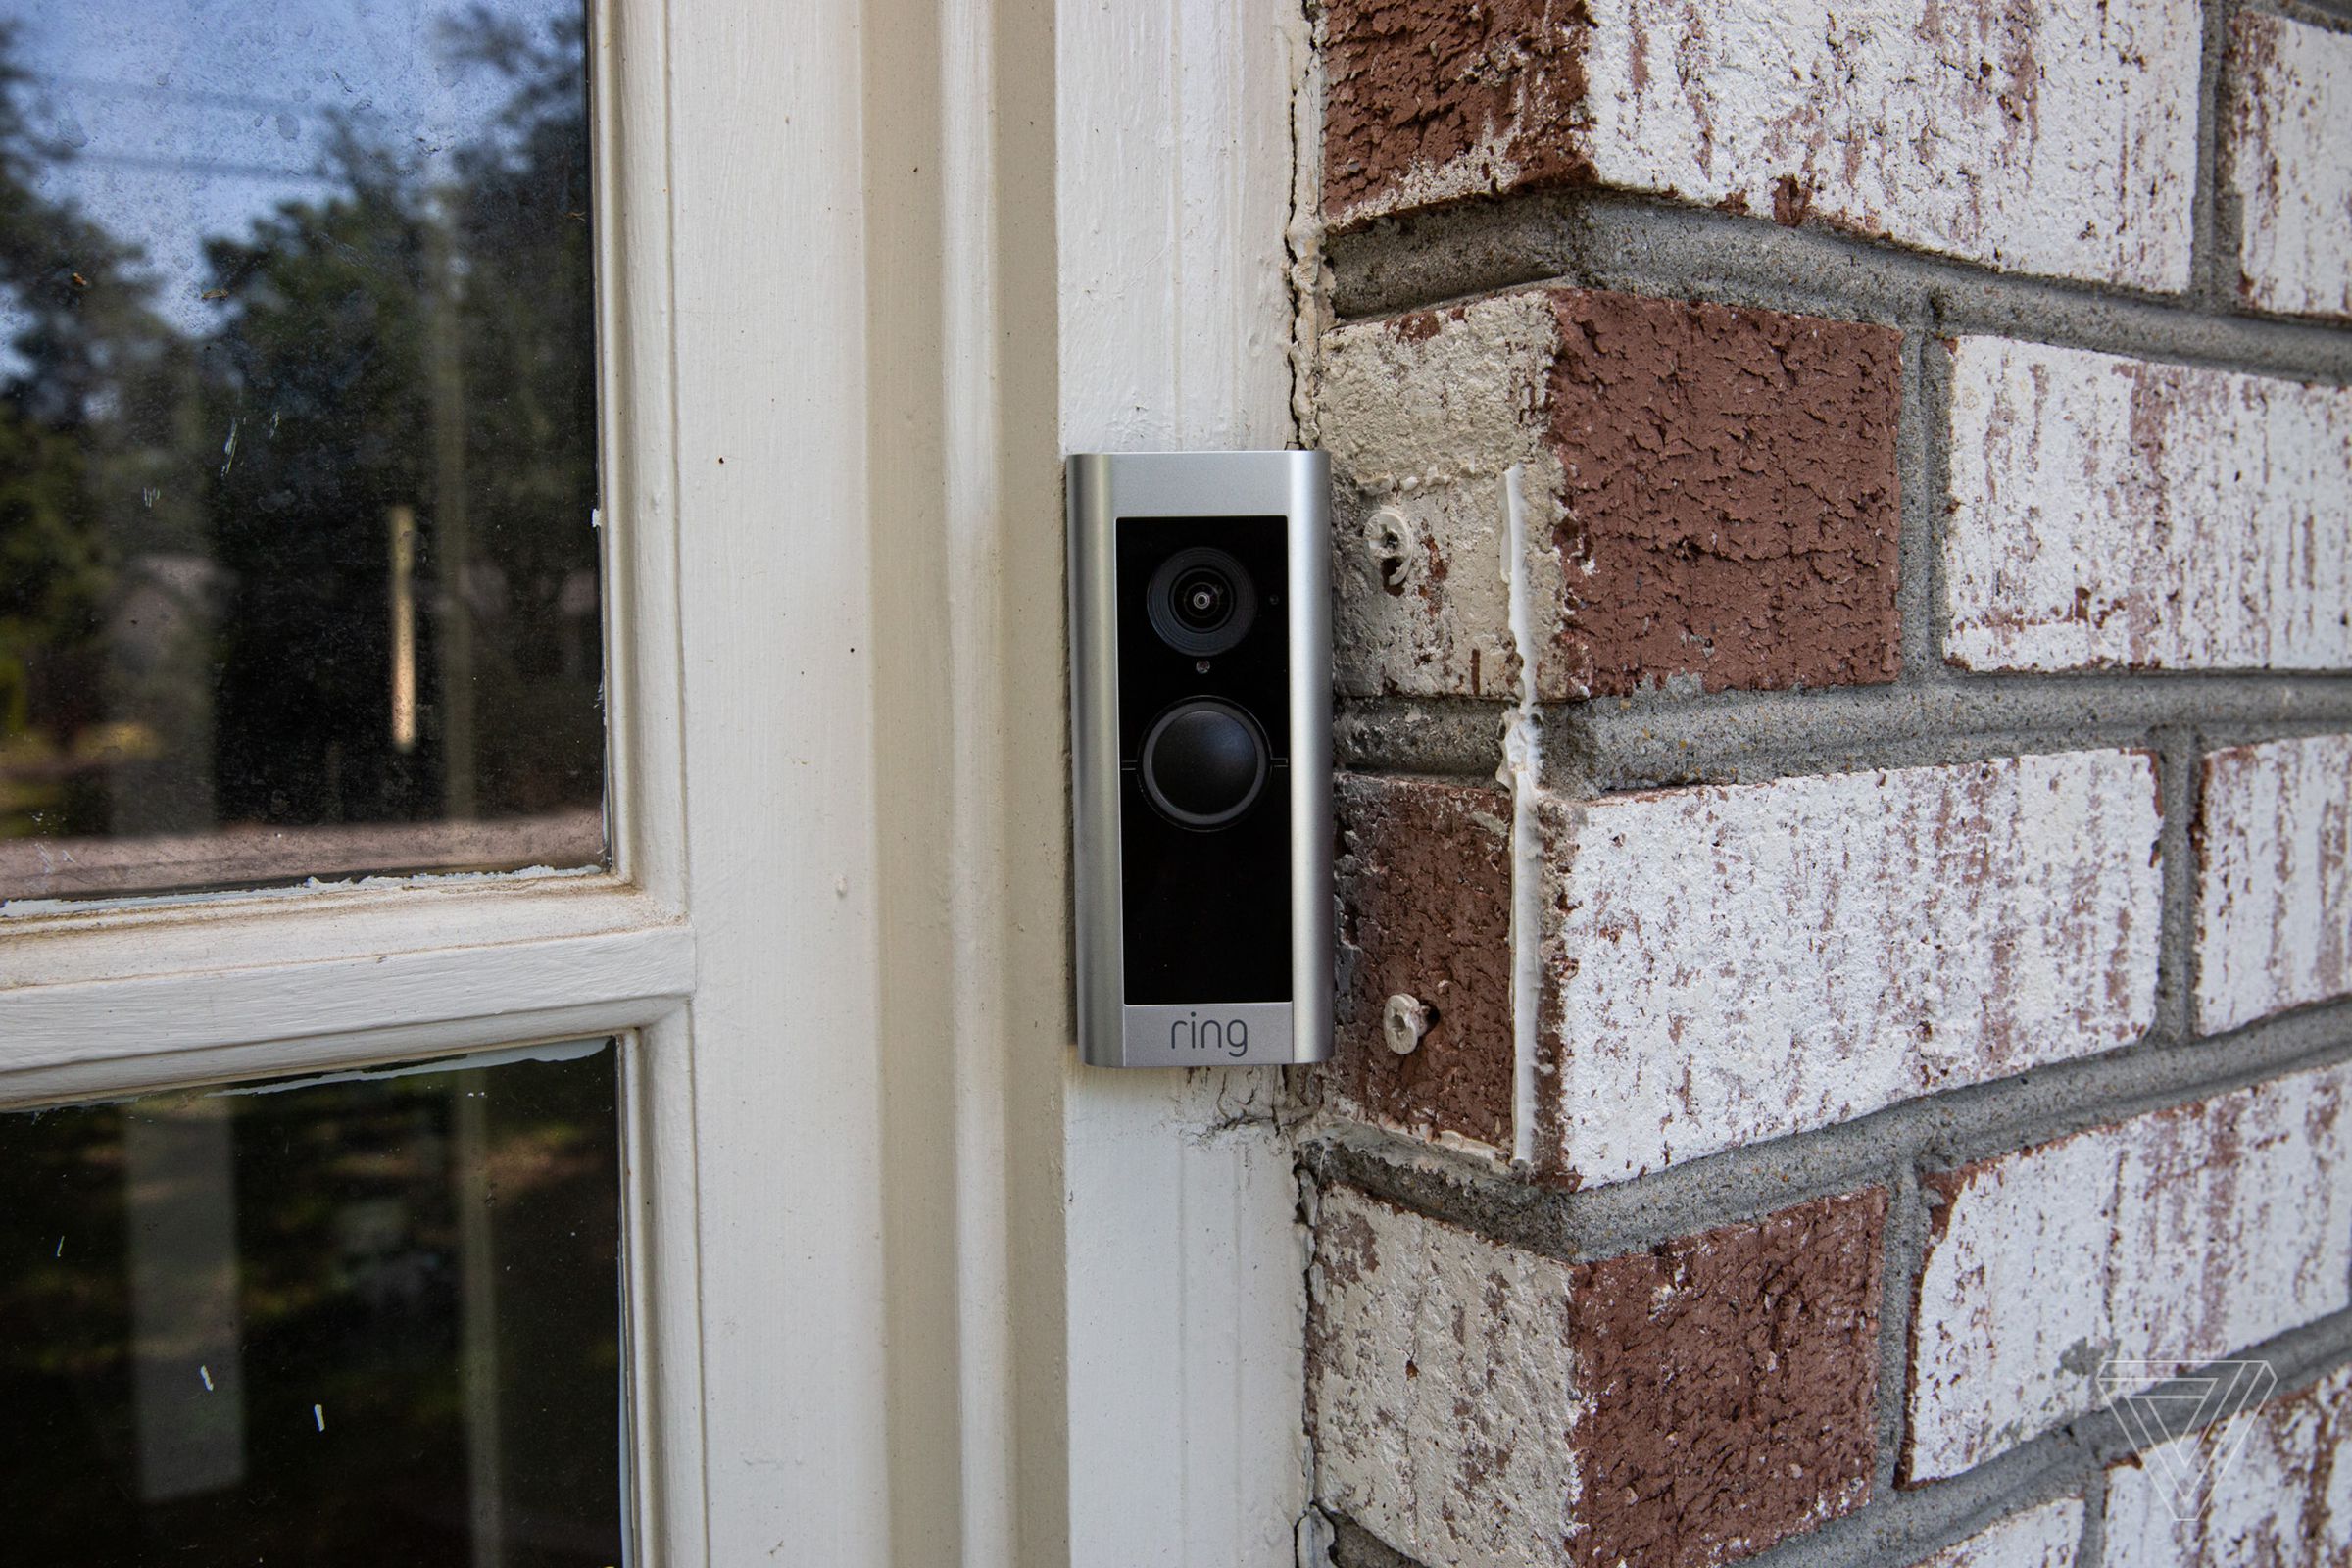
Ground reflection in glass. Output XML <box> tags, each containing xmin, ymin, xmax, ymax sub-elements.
<box><xmin>0</xmin><ymin>1</ymin><xmax>603</xmax><ymax>900</ymax></box>
<box><xmin>0</xmin><ymin>1039</ymin><xmax>625</xmax><ymax>1566</ymax></box>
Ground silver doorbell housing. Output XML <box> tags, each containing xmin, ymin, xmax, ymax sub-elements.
<box><xmin>1067</xmin><ymin>450</ymin><xmax>1333</xmax><ymax>1068</ymax></box>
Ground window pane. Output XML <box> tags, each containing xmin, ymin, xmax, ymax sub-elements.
<box><xmin>0</xmin><ymin>1</ymin><xmax>603</xmax><ymax>901</ymax></box>
<box><xmin>0</xmin><ymin>1039</ymin><xmax>625</xmax><ymax>1566</ymax></box>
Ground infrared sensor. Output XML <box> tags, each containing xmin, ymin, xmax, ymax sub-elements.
<box><xmin>1066</xmin><ymin>451</ymin><xmax>1334</xmax><ymax>1068</ymax></box>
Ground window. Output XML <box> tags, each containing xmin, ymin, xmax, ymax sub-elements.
<box><xmin>0</xmin><ymin>0</ymin><xmax>602</xmax><ymax>901</ymax></box>
<box><xmin>0</xmin><ymin>1041</ymin><xmax>624</xmax><ymax>1564</ymax></box>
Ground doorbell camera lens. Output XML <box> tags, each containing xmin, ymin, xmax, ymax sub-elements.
<box><xmin>1139</xmin><ymin>698</ymin><xmax>1266</xmax><ymax>829</ymax></box>
<box><xmin>1147</xmin><ymin>547</ymin><xmax>1256</xmax><ymax>656</ymax></box>
<box><xmin>1173</xmin><ymin>567</ymin><xmax>1231</xmax><ymax>629</ymax></box>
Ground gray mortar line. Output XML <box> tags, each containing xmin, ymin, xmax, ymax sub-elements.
<box><xmin>1894</xmin><ymin>331</ymin><xmax>1938</xmax><ymax>682</ymax></box>
<box><xmin>1874</xmin><ymin>1162</ymin><xmax>1930</xmax><ymax>1498</ymax></box>
<box><xmin>2154</xmin><ymin>728</ymin><xmax>2204</xmax><ymax>1046</ymax></box>
<box><xmin>1302</xmin><ymin>998</ymin><xmax>2352</xmax><ymax>1264</ymax></box>
<box><xmin>1336</xmin><ymin>675</ymin><xmax>2352</xmax><ymax>788</ymax></box>
<box><xmin>2077</xmin><ymin>1466</ymin><xmax>2110</xmax><ymax>1568</ymax></box>
<box><xmin>1324</xmin><ymin>1312</ymin><xmax>2352</xmax><ymax>1568</ymax></box>
<box><xmin>2194</xmin><ymin>0</ymin><xmax>2239</xmax><ymax>306</ymax></box>
<box><xmin>1327</xmin><ymin>1516</ymin><xmax>1422</xmax><ymax>1568</ymax></box>
<box><xmin>1324</xmin><ymin>194</ymin><xmax>2352</xmax><ymax>387</ymax></box>
<box><xmin>1333</xmin><ymin>698</ymin><xmax>1510</xmax><ymax>778</ymax></box>
<box><xmin>1781</xmin><ymin>1314</ymin><xmax>2352</xmax><ymax>1568</ymax></box>
<box><xmin>1919</xmin><ymin>338</ymin><xmax>1956</xmax><ymax>681</ymax></box>
<box><xmin>2268</xmin><ymin>0</ymin><xmax>2352</xmax><ymax>31</ymax></box>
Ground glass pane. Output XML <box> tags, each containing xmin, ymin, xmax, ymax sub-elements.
<box><xmin>0</xmin><ymin>1039</ymin><xmax>625</xmax><ymax>1566</ymax></box>
<box><xmin>0</xmin><ymin>1</ymin><xmax>603</xmax><ymax>901</ymax></box>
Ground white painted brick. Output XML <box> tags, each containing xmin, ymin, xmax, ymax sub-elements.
<box><xmin>1578</xmin><ymin>0</ymin><xmax>2198</xmax><ymax>288</ymax></box>
<box><xmin>2104</xmin><ymin>1366</ymin><xmax>2352</xmax><ymax>1566</ymax></box>
<box><xmin>1944</xmin><ymin>339</ymin><xmax>2352</xmax><ymax>672</ymax></box>
<box><xmin>1308</xmin><ymin>1186</ymin><xmax>1580</xmax><ymax>1568</ymax></box>
<box><xmin>1544</xmin><ymin>752</ymin><xmax>2161</xmax><ymax>1185</ymax></box>
<box><xmin>2229</xmin><ymin>13</ymin><xmax>2352</xmax><ymax>320</ymax></box>
<box><xmin>1907</xmin><ymin>1065</ymin><xmax>2352</xmax><ymax>1480</ymax></box>
<box><xmin>1318</xmin><ymin>293</ymin><xmax>1558</xmax><ymax>702</ymax></box>
<box><xmin>2198</xmin><ymin>735</ymin><xmax>2352</xmax><ymax>1035</ymax></box>
<box><xmin>1914</xmin><ymin>1498</ymin><xmax>2083</xmax><ymax>1568</ymax></box>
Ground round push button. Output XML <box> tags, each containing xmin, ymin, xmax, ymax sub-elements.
<box><xmin>1140</xmin><ymin>699</ymin><xmax>1268</xmax><ymax>829</ymax></box>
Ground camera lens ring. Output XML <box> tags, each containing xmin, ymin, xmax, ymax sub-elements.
<box><xmin>1139</xmin><ymin>698</ymin><xmax>1269</xmax><ymax>830</ymax></box>
<box><xmin>1146</xmin><ymin>546</ymin><xmax>1257</xmax><ymax>656</ymax></box>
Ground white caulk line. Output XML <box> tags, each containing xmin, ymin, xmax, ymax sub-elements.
<box><xmin>1500</xmin><ymin>464</ymin><xmax>1542</xmax><ymax>1171</ymax></box>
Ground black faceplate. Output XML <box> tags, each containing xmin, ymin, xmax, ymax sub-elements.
<box><xmin>1115</xmin><ymin>516</ymin><xmax>1292</xmax><ymax>1004</ymax></box>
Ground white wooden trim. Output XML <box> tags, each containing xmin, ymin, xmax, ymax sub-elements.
<box><xmin>859</xmin><ymin>0</ymin><xmax>1071</xmax><ymax>1562</ymax></box>
<box><xmin>594</xmin><ymin>8</ymin><xmax>710</xmax><ymax>1561</ymax></box>
<box><xmin>1056</xmin><ymin>2</ymin><xmax>1314</xmax><ymax>1563</ymax></box>
<box><xmin>593</xmin><ymin>0</ymin><xmax>686</xmax><ymax>914</ymax></box>
<box><xmin>0</xmin><ymin>921</ymin><xmax>691</xmax><ymax>1088</ymax></box>
<box><xmin>0</xmin><ymin>2</ymin><xmax>1321</xmax><ymax>1562</ymax></box>
<box><xmin>661</xmin><ymin>0</ymin><xmax>896</xmax><ymax>1556</ymax></box>
<box><xmin>621</xmin><ymin>1012</ymin><xmax>710</xmax><ymax>1568</ymax></box>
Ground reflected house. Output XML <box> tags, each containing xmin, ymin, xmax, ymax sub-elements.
<box><xmin>103</xmin><ymin>551</ymin><xmax>228</xmax><ymax>839</ymax></box>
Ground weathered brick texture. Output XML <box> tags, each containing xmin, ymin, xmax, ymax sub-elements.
<box><xmin>1332</xmin><ymin>774</ymin><xmax>1516</xmax><ymax>1152</ymax></box>
<box><xmin>1308</xmin><ymin>3</ymin><xmax>2352</xmax><ymax>1558</ymax></box>
<box><xmin>1906</xmin><ymin>1064</ymin><xmax>2352</xmax><ymax>1481</ymax></box>
<box><xmin>2228</xmin><ymin>13</ymin><xmax>2352</xmax><ymax>320</ymax></box>
<box><xmin>1310</xmin><ymin>1184</ymin><xmax>1886</xmax><ymax>1568</ymax></box>
<box><xmin>1320</xmin><ymin>286</ymin><xmax>1901</xmax><ymax>701</ymax></box>
<box><xmin>2102</xmin><ymin>1366</ymin><xmax>2352</xmax><ymax>1566</ymax></box>
<box><xmin>2198</xmin><ymin>735</ymin><xmax>2352</xmax><ymax>1036</ymax></box>
<box><xmin>1322</xmin><ymin>755</ymin><xmax>2161</xmax><ymax>1185</ymax></box>
<box><xmin>1912</xmin><ymin>1498</ymin><xmax>2083</xmax><ymax>1568</ymax></box>
<box><xmin>1320</xmin><ymin>0</ymin><xmax>2200</xmax><ymax>287</ymax></box>
<box><xmin>1542</xmin><ymin>753</ymin><xmax>2160</xmax><ymax>1185</ymax></box>
<box><xmin>1943</xmin><ymin>339</ymin><xmax>2352</xmax><ymax>673</ymax></box>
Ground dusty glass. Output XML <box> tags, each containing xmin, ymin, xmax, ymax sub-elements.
<box><xmin>0</xmin><ymin>1039</ymin><xmax>625</xmax><ymax>1564</ymax></box>
<box><xmin>0</xmin><ymin>0</ymin><xmax>603</xmax><ymax>900</ymax></box>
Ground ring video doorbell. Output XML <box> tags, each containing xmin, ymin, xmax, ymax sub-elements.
<box><xmin>1067</xmin><ymin>451</ymin><xmax>1333</xmax><ymax>1068</ymax></box>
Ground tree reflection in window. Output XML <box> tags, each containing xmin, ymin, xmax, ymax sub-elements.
<box><xmin>0</xmin><ymin>1</ymin><xmax>601</xmax><ymax>899</ymax></box>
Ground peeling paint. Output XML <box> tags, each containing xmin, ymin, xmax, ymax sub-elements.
<box><xmin>1320</xmin><ymin>0</ymin><xmax>2199</xmax><ymax>287</ymax></box>
<box><xmin>1908</xmin><ymin>1064</ymin><xmax>2352</xmax><ymax>1481</ymax></box>
<box><xmin>2196</xmin><ymin>735</ymin><xmax>2352</xmax><ymax>1034</ymax></box>
<box><xmin>1543</xmin><ymin>752</ymin><xmax>2162</xmax><ymax>1185</ymax></box>
<box><xmin>1945</xmin><ymin>338</ymin><xmax>2352</xmax><ymax>673</ymax></box>
<box><xmin>2227</xmin><ymin>13</ymin><xmax>2352</xmax><ymax>321</ymax></box>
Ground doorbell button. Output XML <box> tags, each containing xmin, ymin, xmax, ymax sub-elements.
<box><xmin>1140</xmin><ymin>699</ymin><xmax>1267</xmax><ymax>828</ymax></box>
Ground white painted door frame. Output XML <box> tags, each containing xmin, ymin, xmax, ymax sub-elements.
<box><xmin>1</xmin><ymin>0</ymin><xmax>1313</xmax><ymax>1561</ymax></box>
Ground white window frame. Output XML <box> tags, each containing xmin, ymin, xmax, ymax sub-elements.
<box><xmin>0</xmin><ymin>0</ymin><xmax>1314</xmax><ymax>1562</ymax></box>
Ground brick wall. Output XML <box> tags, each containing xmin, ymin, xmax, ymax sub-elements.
<box><xmin>1297</xmin><ymin>2</ymin><xmax>2352</xmax><ymax>1566</ymax></box>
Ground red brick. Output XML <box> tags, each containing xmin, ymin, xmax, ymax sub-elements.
<box><xmin>1311</xmin><ymin>1184</ymin><xmax>1886</xmax><ymax>1568</ymax></box>
<box><xmin>1328</xmin><ymin>775</ymin><xmax>1516</xmax><ymax>1152</ymax></box>
<box><xmin>1544</xmin><ymin>289</ymin><xmax>1902</xmax><ymax>697</ymax></box>
<box><xmin>1321</xmin><ymin>287</ymin><xmax>1901</xmax><ymax>701</ymax></box>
